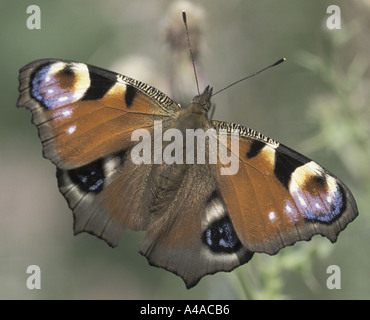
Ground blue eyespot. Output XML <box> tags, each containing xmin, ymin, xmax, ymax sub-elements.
<box><xmin>302</xmin><ymin>186</ymin><xmax>344</xmax><ymax>223</ymax></box>
<box><xmin>31</xmin><ymin>63</ymin><xmax>80</xmax><ymax>110</ymax></box>
<box><xmin>31</xmin><ymin>65</ymin><xmax>55</xmax><ymax>109</ymax></box>
<box><xmin>202</xmin><ymin>216</ymin><xmax>241</xmax><ymax>254</ymax></box>
<box><xmin>67</xmin><ymin>159</ymin><xmax>105</xmax><ymax>194</ymax></box>
<box><xmin>286</xmin><ymin>183</ymin><xmax>346</xmax><ymax>224</ymax></box>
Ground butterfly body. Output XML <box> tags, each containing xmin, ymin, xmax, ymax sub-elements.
<box><xmin>18</xmin><ymin>58</ymin><xmax>358</xmax><ymax>288</ymax></box>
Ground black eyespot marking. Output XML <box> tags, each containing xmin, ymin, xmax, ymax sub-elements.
<box><xmin>125</xmin><ymin>85</ymin><xmax>137</xmax><ymax>108</ymax></box>
<box><xmin>61</xmin><ymin>64</ymin><xmax>74</xmax><ymax>75</ymax></box>
<box><xmin>274</xmin><ymin>144</ymin><xmax>310</xmax><ymax>190</ymax></box>
<box><xmin>66</xmin><ymin>158</ymin><xmax>105</xmax><ymax>194</ymax></box>
<box><xmin>202</xmin><ymin>216</ymin><xmax>242</xmax><ymax>254</ymax></box>
<box><xmin>247</xmin><ymin>140</ymin><xmax>265</xmax><ymax>159</ymax></box>
<box><xmin>314</xmin><ymin>174</ymin><xmax>327</xmax><ymax>185</ymax></box>
<box><xmin>81</xmin><ymin>65</ymin><xmax>116</xmax><ymax>101</ymax></box>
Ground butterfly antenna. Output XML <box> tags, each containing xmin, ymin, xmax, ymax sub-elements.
<box><xmin>182</xmin><ymin>11</ymin><xmax>200</xmax><ymax>95</ymax></box>
<box><xmin>212</xmin><ymin>58</ymin><xmax>286</xmax><ymax>97</ymax></box>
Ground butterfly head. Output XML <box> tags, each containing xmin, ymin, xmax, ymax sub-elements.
<box><xmin>191</xmin><ymin>85</ymin><xmax>213</xmax><ymax>114</ymax></box>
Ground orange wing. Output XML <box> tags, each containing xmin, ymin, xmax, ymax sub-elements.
<box><xmin>210</xmin><ymin>120</ymin><xmax>358</xmax><ymax>255</ymax></box>
<box><xmin>18</xmin><ymin>59</ymin><xmax>180</xmax><ymax>169</ymax></box>
<box><xmin>18</xmin><ymin>59</ymin><xmax>181</xmax><ymax>247</ymax></box>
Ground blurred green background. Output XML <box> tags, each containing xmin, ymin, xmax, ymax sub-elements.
<box><xmin>1</xmin><ymin>0</ymin><xmax>369</xmax><ymax>299</ymax></box>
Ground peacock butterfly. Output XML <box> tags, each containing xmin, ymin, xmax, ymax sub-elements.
<box><xmin>17</xmin><ymin>32</ymin><xmax>358</xmax><ymax>289</ymax></box>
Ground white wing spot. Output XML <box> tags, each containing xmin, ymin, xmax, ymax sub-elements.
<box><xmin>298</xmin><ymin>196</ymin><xmax>307</xmax><ymax>207</ymax></box>
<box><xmin>62</xmin><ymin>109</ymin><xmax>72</xmax><ymax>117</ymax></box>
<box><xmin>67</xmin><ymin>125</ymin><xmax>76</xmax><ymax>135</ymax></box>
<box><xmin>58</xmin><ymin>96</ymin><xmax>68</xmax><ymax>102</ymax></box>
<box><xmin>268</xmin><ymin>211</ymin><xmax>276</xmax><ymax>222</ymax></box>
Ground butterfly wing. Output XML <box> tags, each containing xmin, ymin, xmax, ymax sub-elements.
<box><xmin>18</xmin><ymin>59</ymin><xmax>181</xmax><ymax>245</ymax></box>
<box><xmin>18</xmin><ymin>59</ymin><xmax>180</xmax><ymax>169</ymax></box>
<box><xmin>210</xmin><ymin>120</ymin><xmax>358</xmax><ymax>255</ymax></box>
<box><xmin>140</xmin><ymin>116</ymin><xmax>359</xmax><ymax>288</ymax></box>
<box><xmin>139</xmin><ymin>162</ymin><xmax>253</xmax><ymax>289</ymax></box>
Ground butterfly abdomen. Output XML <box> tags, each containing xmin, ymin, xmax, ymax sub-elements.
<box><xmin>147</xmin><ymin>163</ymin><xmax>189</xmax><ymax>216</ymax></box>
